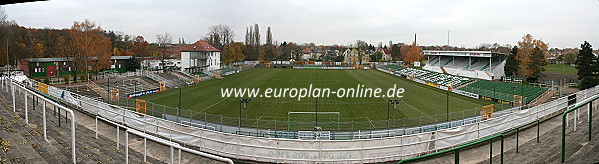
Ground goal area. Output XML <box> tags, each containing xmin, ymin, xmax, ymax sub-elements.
<box><xmin>287</xmin><ymin>112</ymin><xmax>340</xmax><ymax>131</ymax></box>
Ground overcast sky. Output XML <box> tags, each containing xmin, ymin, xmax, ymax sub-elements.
<box><xmin>3</xmin><ymin>0</ymin><xmax>599</xmax><ymax>48</ymax></box>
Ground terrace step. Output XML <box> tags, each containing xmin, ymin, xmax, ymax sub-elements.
<box><xmin>0</xmin><ymin>87</ymin><xmax>164</xmax><ymax>163</ymax></box>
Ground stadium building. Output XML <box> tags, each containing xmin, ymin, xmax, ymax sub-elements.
<box><xmin>423</xmin><ymin>50</ymin><xmax>507</xmax><ymax>80</ymax></box>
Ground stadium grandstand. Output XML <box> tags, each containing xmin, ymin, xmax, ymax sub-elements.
<box><xmin>378</xmin><ymin>64</ymin><xmax>550</xmax><ymax>106</ymax></box>
<box><xmin>423</xmin><ymin>50</ymin><xmax>507</xmax><ymax>80</ymax></box>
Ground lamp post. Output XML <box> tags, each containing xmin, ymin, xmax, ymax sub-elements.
<box><xmin>446</xmin><ymin>82</ymin><xmax>452</xmax><ymax>121</ymax></box>
<box><xmin>388</xmin><ymin>99</ymin><xmax>401</xmax><ymax>135</ymax></box>
<box><xmin>178</xmin><ymin>87</ymin><xmax>182</xmax><ymax>109</ymax></box>
<box><xmin>239</xmin><ymin>98</ymin><xmax>251</xmax><ymax>130</ymax></box>
<box><xmin>134</xmin><ymin>81</ymin><xmax>138</xmax><ymax>93</ymax></box>
<box><xmin>511</xmin><ymin>86</ymin><xmax>517</xmax><ymax>107</ymax></box>
<box><xmin>315</xmin><ymin>98</ymin><xmax>318</xmax><ymax>128</ymax></box>
<box><xmin>107</xmin><ymin>77</ymin><xmax>110</xmax><ymax>103</ymax></box>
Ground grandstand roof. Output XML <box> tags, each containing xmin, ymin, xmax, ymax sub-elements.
<box><xmin>423</xmin><ymin>50</ymin><xmax>506</xmax><ymax>57</ymax></box>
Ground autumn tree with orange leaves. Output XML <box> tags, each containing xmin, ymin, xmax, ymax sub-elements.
<box><xmin>61</xmin><ymin>19</ymin><xmax>112</xmax><ymax>82</ymax></box>
<box><xmin>515</xmin><ymin>34</ymin><xmax>547</xmax><ymax>78</ymax></box>
<box><xmin>401</xmin><ymin>41</ymin><xmax>423</xmax><ymax>64</ymax></box>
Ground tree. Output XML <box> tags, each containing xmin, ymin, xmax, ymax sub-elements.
<box><xmin>516</xmin><ymin>34</ymin><xmax>547</xmax><ymax>77</ymax></box>
<box><xmin>65</xmin><ymin>19</ymin><xmax>112</xmax><ymax>82</ymax></box>
<box><xmin>575</xmin><ymin>41</ymin><xmax>596</xmax><ymax>80</ymax></box>
<box><xmin>334</xmin><ymin>55</ymin><xmax>344</xmax><ymax>62</ymax></box>
<box><xmin>390</xmin><ymin>44</ymin><xmax>401</xmax><ymax>60</ymax></box>
<box><xmin>563</xmin><ymin>52</ymin><xmax>577</xmax><ymax>64</ymax></box>
<box><xmin>266</xmin><ymin>27</ymin><xmax>272</xmax><ymax>45</ymax></box>
<box><xmin>204</xmin><ymin>24</ymin><xmax>234</xmax><ymax>50</ymax></box>
<box><xmin>0</xmin><ymin>6</ymin><xmax>8</xmax><ymax>66</ymax></box>
<box><xmin>371</xmin><ymin>50</ymin><xmax>383</xmax><ymax>62</ymax></box>
<box><xmin>403</xmin><ymin>42</ymin><xmax>423</xmax><ymax>64</ymax></box>
<box><xmin>504</xmin><ymin>46</ymin><xmax>519</xmax><ymax>76</ymax></box>
<box><xmin>132</xmin><ymin>36</ymin><xmax>151</xmax><ymax>56</ymax></box>
<box><xmin>243</xmin><ymin>24</ymin><xmax>261</xmax><ymax>60</ymax></box>
<box><xmin>527</xmin><ymin>47</ymin><xmax>547</xmax><ymax>82</ymax></box>
<box><xmin>222</xmin><ymin>42</ymin><xmax>245</xmax><ymax>65</ymax></box>
<box><xmin>156</xmin><ymin>32</ymin><xmax>172</xmax><ymax>69</ymax></box>
<box><xmin>355</xmin><ymin>40</ymin><xmax>368</xmax><ymax>50</ymax></box>
<box><xmin>260</xmin><ymin>26</ymin><xmax>278</xmax><ymax>60</ymax></box>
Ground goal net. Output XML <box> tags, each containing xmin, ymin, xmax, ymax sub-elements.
<box><xmin>288</xmin><ymin>112</ymin><xmax>340</xmax><ymax>131</ymax></box>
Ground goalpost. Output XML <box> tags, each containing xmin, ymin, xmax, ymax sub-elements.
<box><xmin>288</xmin><ymin>112</ymin><xmax>340</xmax><ymax>131</ymax></box>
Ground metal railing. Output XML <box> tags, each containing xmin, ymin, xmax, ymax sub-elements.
<box><xmin>561</xmin><ymin>94</ymin><xmax>598</xmax><ymax>163</ymax></box>
<box><xmin>112</xmin><ymin>97</ymin><xmax>519</xmax><ymax>139</ymax></box>
<box><xmin>397</xmin><ymin>120</ymin><xmax>540</xmax><ymax>164</ymax></box>
<box><xmin>5</xmin><ymin>78</ymin><xmax>77</xmax><ymax>164</ymax></box>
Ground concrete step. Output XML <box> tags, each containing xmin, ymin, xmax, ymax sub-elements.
<box><xmin>483</xmin><ymin>105</ymin><xmax>599</xmax><ymax>164</ymax></box>
<box><xmin>0</xmin><ymin>89</ymin><xmax>165</xmax><ymax>163</ymax></box>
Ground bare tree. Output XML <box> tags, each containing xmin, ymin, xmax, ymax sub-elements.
<box><xmin>156</xmin><ymin>32</ymin><xmax>172</xmax><ymax>70</ymax></box>
<box><xmin>156</xmin><ymin>32</ymin><xmax>172</xmax><ymax>46</ymax></box>
<box><xmin>204</xmin><ymin>24</ymin><xmax>234</xmax><ymax>50</ymax></box>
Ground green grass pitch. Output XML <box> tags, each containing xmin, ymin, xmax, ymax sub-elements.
<box><xmin>139</xmin><ymin>68</ymin><xmax>503</xmax><ymax>129</ymax></box>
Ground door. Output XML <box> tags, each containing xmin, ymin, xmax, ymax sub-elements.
<box><xmin>46</xmin><ymin>65</ymin><xmax>57</xmax><ymax>77</ymax></box>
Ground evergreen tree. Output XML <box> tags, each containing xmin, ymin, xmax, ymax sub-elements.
<box><xmin>504</xmin><ymin>45</ymin><xmax>519</xmax><ymax>77</ymax></box>
<box><xmin>575</xmin><ymin>41</ymin><xmax>598</xmax><ymax>89</ymax></box>
<box><xmin>575</xmin><ymin>41</ymin><xmax>595</xmax><ymax>80</ymax></box>
<box><xmin>527</xmin><ymin>47</ymin><xmax>547</xmax><ymax>82</ymax></box>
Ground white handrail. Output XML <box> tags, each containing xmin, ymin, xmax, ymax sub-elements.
<box><xmin>9</xmin><ymin>79</ymin><xmax>77</xmax><ymax>164</ymax></box>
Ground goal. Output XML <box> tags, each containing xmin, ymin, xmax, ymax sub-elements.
<box><xmin>287</xmin><ymin>112</ymin><xmax>340</xmax><ymax>131</ymax></box>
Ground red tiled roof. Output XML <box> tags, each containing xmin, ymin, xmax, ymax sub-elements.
<box><xmin>301</xmin><ymin>48</ymin><xmax>312</xmax><ymax>53</ymax></box>
<box><xmin>180</xmin><ymin>40</ymin><xmax>220</xmax><ymax>52</ymax></box>
<box><xmin>378</xmin><ymin>48</ymin><xmax>391</xmax><ymax>54</ymax></box>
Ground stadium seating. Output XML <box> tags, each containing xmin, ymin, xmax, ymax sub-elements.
<box><xmin>459</xmin><ymin>80</ymin><xmax>548</xmax><ymax>104</ymax></box>
<box><xmin>418</xmin><ymin>72</ymin><xmax>474</xmax><ymax>87</ymax></box>
<box><xmin>394</xmin><ymin>66</ymin><xmax>430</xmax><ymax>77</ymax></box>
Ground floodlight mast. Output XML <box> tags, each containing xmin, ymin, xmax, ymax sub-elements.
<box><xmin>239</xmin><ymin>98</ymin><xmax>251</xmax><ymax>130</ymax></box>
<box><xmin>388</xmin><ymin>99</ymin><xmax>401</xmax><ymax>135</ymax></box>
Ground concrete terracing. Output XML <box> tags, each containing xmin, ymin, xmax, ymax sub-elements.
<box><xmin>0</xmin><ymin>85</ymin><xmax>223</xmax><ymax>163</ymax></box>
<box><xmin>410</xmin><ymin>101</ymin><xmax>598</xmax><ymax>164</ymax></box>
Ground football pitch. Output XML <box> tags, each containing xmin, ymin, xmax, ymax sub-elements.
<box><xmin>139</xmin><ymin>68</ymin><xmax>506</xmax><ymax>130</ymax></box>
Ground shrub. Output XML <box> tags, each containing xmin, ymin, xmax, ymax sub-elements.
<box><xmin>579</xmin><ymin>77</ymin><xmax>598</xmax><ymax>90</ymax></box>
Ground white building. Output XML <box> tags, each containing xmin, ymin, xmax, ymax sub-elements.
<box><xmin>180</xmin><ymin>40</ymin><xmax>221</xmax><ymax>73</ymax></box>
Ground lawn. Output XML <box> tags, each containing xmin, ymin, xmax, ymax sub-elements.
<box><xmin>545</xmin><ymin>64</ymin><xmax>577</xmax><ymax>74</ymax></box>
<box><xmin>139</xmin><ymin>68</ymin><xmax>502</xmax><ymax>130</ymax></box>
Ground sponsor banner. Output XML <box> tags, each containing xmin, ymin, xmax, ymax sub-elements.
<box><xmin>414</xmin><ymin>62</ymin><xmax>420</xmax><ymax>67</ymax></box>
<box><xmin>37</xmin><ymin>82</ymin><xmax>48</xmax><ymax>93</ymax></box>
<box><xmin>452</xmin><ymin>89</ymin><xmax>480</xmax><ymax>99</ymax></box>
<box><xmin>438</xmin><ymin>85</ymin><xmax>449</xmax><ymax>91</ymax></box>
<box><xmin>479</xmin><ymin>95</ymin><xmax>511</xmax><ymax>105</ymax></box>
<box><xmin>425</xmin><ymin>82</ymin><xmax>438</xmax><ymax>88</ymax></box>
<box><xmin>323</xmin><ymin>67</ymin><xmax>354</xmax><ymax>70</ymax></box>
<box><xmin>127</xmin><ymin>88</ymin><xmax>160</xmax><ymax>98</ymax></box>
<box><xmin>413</xmin><ymin>78</ymin><xmax>425</xmax><ymax>84</ymax></box>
